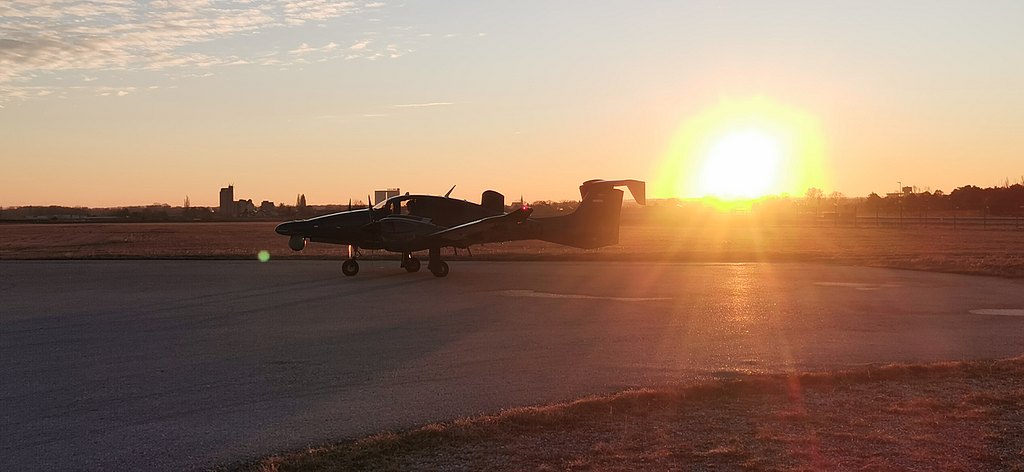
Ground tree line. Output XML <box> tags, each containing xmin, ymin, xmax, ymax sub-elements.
<box><xmin>809</xmin><ymin>182</ymin><xmax>1024</xmax><ymax>216</ymax></box>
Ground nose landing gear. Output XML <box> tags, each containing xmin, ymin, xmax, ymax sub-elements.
<box><xmin>341</xmin><ymin>258</ymin><xmax>359</xmax><ymax>276</ymax></box>
<box><xmin>342</xmin><ymin>245</ymin><xmax>360</xmax><ymax>276</ymax></box>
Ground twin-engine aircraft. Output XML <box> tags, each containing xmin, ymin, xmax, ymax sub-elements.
<box><xmin>275</xmin><ymin>179</ymin><xmax>645</xmax><ymax>277</ymax></box>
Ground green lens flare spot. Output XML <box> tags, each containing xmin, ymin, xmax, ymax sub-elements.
<box><xmin>257</xmin><ymin>250</ymin><xmax>271</xmax><ymax>263</ymax></box>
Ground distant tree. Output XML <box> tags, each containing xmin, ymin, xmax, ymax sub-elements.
<box><xmin>988</xmin><ymin>183</ymin><xmax>1024</xmax><ymax>215</ymax></box>
<box><xmin>827</xmin><ymin>191</ymin><xmax>844</xmax><ymax>217</ymax></box>
<box><xmin>865</xmin><ymin>192</ymin><xmax>883</xmax><ymax>211</ymax></box>
<box><xmin>950</xmin><ymin>185</ymin><xmax>985</xmax><ymax>210</ymax></box>
<box><xmin>805</xmin><ymin>187</ymin><xmax>823</xmax><ymax>216</ymax></box>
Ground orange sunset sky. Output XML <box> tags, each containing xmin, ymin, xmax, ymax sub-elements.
<box><xmin>1</xmin><ymin>1</ymin><xmax>1022</xmax><ymax>207</ymax></box>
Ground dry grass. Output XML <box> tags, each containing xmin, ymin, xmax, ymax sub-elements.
<box><xmin>2</xmin><ymin>222</ymin><xmax>1023</xmax><ymax>277</ymax></box>
<box><xmin>235</xmin><ymin>357</ymin><xmax>1024</xmax><ymax>472</ymax></box>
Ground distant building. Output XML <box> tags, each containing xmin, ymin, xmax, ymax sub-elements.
<box><xmin>374</xmin><ymin>188</ymin><xmax>400</xmax><ymax>205</ymax></box>
<box><xmin>219</xmin><ymin>185</ymin><xmax>234</xmax><ymax>217</ymax></box>
<box><xmin>235</xmin><ymin>199</ymin><xmax>256</xmax><ymax>216</ymax></box>
<box><xmin>259</xmin><ymin>201</ymin><xmax>276</xmax><ymax>215</ymax></box>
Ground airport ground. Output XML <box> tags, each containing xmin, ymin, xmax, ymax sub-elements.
<box><xmin>1</xmin><ymin>260</ymin><xmax>1022</xmax><ymax>470</ymax></box>
<box><xmin>2</xmin><ymin>223</ymin><xmax>1023</xmax><ymax>470</ymax></box>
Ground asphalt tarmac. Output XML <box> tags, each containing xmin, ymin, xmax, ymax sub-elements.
<box><xmin>2</xmin><ymin>260</ymin><xmax>1023</xmax><ymax>471</ymax></box>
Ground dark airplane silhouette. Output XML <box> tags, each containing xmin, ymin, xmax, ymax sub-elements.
<box><xmin>275</xmin><ymin>179</ymin><xmax>645</xmax><ymax>277</ymax></box>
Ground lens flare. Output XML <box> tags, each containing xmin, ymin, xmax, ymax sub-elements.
<box><xmin>257</xmin><ymin>250</ymin><xmax>271</xmax><ymax>263</ymax></box>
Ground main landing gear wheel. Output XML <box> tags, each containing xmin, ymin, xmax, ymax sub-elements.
<box><xmin>429</xmin><ymin>261</ymin><xmax>449</xmax><ymax>278</ymax></box>
<box><xmin>404</xmin><ymin>257</ymin><xmax>421</xmax><ymax>273</ymax></box>
<box><xmin>341</xmin><ymin>259</ymin><xmax>359</xmax><ymax>276</ymax></box>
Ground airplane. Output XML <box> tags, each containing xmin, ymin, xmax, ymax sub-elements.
<box><xmin>274</xmin><ymin>179</ymin><xmax>645</xmax><ymax>277</ymax></box>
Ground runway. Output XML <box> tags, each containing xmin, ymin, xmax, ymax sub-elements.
<box><xmin>2</xmin><ymin>260</ymin><xmax>1022</xmax><ymax>471</ymax></box>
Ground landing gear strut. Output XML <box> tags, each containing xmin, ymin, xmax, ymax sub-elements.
<box><xmin>401</xmin><ymin>252</ymin><xmax>421</xmax><ymax>273</ymax></box>
<box><xmin>342</xmin><ymin>245</ymin><xmax>359</xmax><ymax>276</ymax></box>
<box><xmin>427</xmin><ymin>247</ymin><xmax>449</xmax><ymax>277</ymax></box>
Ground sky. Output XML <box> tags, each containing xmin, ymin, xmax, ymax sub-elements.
<box><xmin>1</xmin><ymin>0</ymin><xmax>1022</xmax><ymax>207</ymax></box>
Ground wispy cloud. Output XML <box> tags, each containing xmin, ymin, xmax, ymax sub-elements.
<box><xmin>392</xmin><ymin>102</ymin><xmax>453</xmax><ymax>108</ymax></box>
<box><xmin>290</xmin><ymin>41</ymin><xmax>340</xmax><ymax>56</ymax></box>
<box><xmin>96</xmin><ymin>86</ymin><xmax>137</xmax><ymax>97</ymax></box>
<box><xmin>0</xmin><ymin>0</ymin><xmax>401</xmax><ymax>101</ymax></box>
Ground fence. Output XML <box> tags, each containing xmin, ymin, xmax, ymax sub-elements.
<box><xmin>810</xmin><ymin>214</ymin><xmax>1024</xmax><ymax>230</ymax></box>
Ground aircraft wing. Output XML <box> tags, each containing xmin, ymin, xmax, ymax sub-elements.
<box><xmin>427</xmin><ymin>207</ymin><xmax>534</xmax><ymax>247</ymax></box>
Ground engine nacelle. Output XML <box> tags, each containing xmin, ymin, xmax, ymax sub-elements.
<box><xmin>481</xmin><ymin>190</ymin><xmax>504</xmax><ymax>213</ymax></box>
<box><xmin>379</xmin><ymin>216</ymin><xmax>444</xmax><ymax>252</ymax></box>
<box><xmin>288</xmin><ymin>235</ymin><xmax>306</xmax><ymax>251</ymax></box>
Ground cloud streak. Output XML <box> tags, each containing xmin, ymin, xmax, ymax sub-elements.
<box><xmin>391</xmin><ymin>102</ymin><xmax>453</xmax><ymax>108</ymax></box>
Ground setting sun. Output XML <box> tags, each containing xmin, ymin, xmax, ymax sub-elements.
<box><xmin>655</xmin><ymin>97</ymin><xmax>827</xmax><ymax>202</ymax></box>
<box><xmin>696</xmin><ymin>129</ymin><xmax>782</xmax><ymax>199</ymax></box>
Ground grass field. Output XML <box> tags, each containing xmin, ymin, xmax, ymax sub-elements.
<box><xmin>241</xmin><ymin>357</ymin><xmax>1024</xmax><ymax>472</ymax></box>
<box><xmin>2</xmin><ymin>222</ymin><xmax>1023</xmax><ymax>277</ymax></box>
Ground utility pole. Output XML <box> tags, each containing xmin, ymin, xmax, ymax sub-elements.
<box><xmin>897</xmin><ymin>181</ymin><xmax>903</xmax><ymax>228</ymax></box>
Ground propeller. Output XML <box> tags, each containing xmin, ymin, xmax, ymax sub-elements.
<box><xmin>367</xmin><ymin>194</ymin><xmax>373</xmax><ymax>221</ymax></box>
<box><xmin>348</xmin><ymin>198</ymin><xmax>352</xmax><ymax>212</ymax></box>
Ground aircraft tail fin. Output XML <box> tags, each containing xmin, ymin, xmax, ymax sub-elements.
<box><xmin>536</xmin><ymin>179</ymin><xmax>645</xmax><ymax>249</ymax></box>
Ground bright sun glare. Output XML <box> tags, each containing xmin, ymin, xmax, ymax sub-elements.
<box><xmin>655</xmin><ymin>97</ymin><xmax>826</xmax><ymax>202</ymax></box>
<box><xmin>697</xmin><ymin>130</ymin><xmax>782</xmax><ymax>199</ymax></box>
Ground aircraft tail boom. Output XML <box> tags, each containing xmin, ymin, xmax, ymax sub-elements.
<box><xmin>535</xmin><ymin>179</ymin><xmax>644</xmax><ymax>249</ymax></box>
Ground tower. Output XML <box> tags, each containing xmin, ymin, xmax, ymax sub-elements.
<box><xmin>219</xmin><ymin>185</ymin><xmax>234</xmax><ymax>217</ymax></box>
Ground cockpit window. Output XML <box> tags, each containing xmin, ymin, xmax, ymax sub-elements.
<box><xmin>373</xmin><ymin>196</ymin><xmax>416</xmax><ymax>213</ymax></box>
